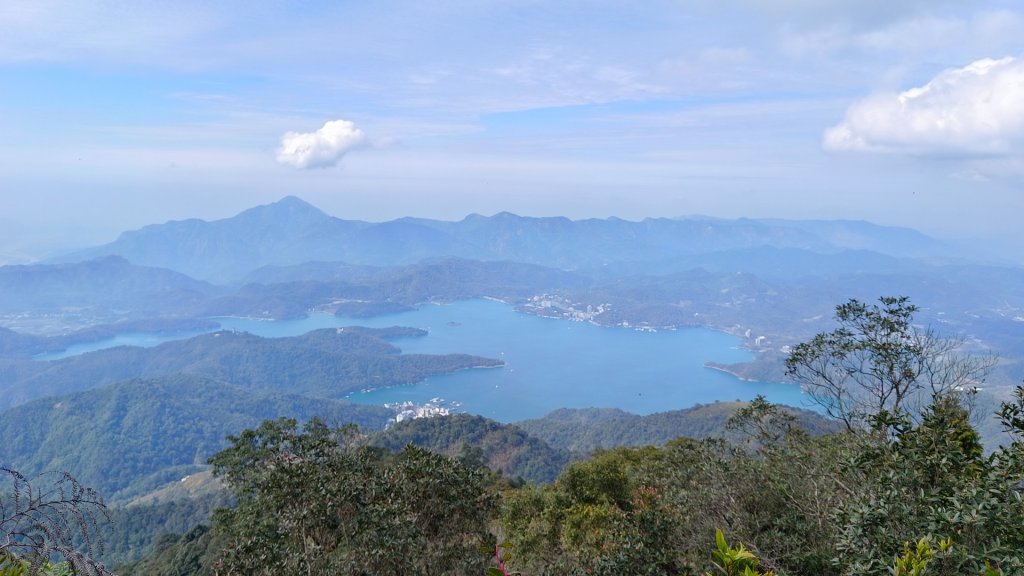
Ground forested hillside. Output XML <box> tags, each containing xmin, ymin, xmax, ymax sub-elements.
<box><xmin>0</xmin><ymin>375</ymin><xmax>393</xmax><ymax>501</ymax></box>
<box><xmin>202</xmin><ymin>257</ymin><xmax>586</xmax><ymax>319</ymax></box>
<box><xmin>112</xmin><ymin>387</ymin><xmax>1024</xmax><ymax>575</ymax></box>
<box><xmin>516</xmin><ymin>402</ymin><xmax>840</xmax><ymax>453</ymax></box>
<box><xmin>0</xmin><ymin>326</ymin><xmax>501</xmax><ymax>411</ymax></box>
<box><xmin>0</xmin><ymin>383</ymin><xmax>840</xmax><ymax>572</ymax></box>
<box><xmin>374</xmin><ymin>413</ymin><xmax>571</xmax><ymax>484</ymax></box>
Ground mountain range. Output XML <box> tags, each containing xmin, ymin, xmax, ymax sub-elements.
<box><xmin>56</xmin><ymin>196</ymin><xmax>955</xmax><ymax>284</ymax></box>
<box><xmin>9</xmin><ymin>195</ymin><xmax>1024</xmax><ymax>388</ymax></box>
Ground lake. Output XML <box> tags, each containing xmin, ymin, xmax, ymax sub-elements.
<box><xmin>40</xmin><ymin>299</ymin><xmax>807</xmax><ymax>421</ymax></box>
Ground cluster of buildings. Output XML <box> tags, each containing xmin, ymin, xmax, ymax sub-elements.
<box><xmin>522</xmin><ymin>294</ymin><xmax>610</xmax><ymax>323</ymax></box>
<box><xmin>386</xmin><ymin>398</ymin><xmax>459</xmax><ymax>424</ymax></box>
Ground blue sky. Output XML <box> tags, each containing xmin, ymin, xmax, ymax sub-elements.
<box><xmin>2</xmin><ymin>1</ymin><xmax>1024</xmax><ymax>262</ymax></box>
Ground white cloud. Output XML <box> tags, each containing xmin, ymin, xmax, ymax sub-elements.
<box><xmin>276</xmin><ymin>119</ymin><xmax>368</xmax><ymax>169</ymax></box>
<box><xmin>824</xmin><ymin>56</ymin><xmax>1024</xmax><ymax>155</ymax></box>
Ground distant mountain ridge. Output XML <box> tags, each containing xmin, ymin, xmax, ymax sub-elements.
<box><xmin>55</xmin><ymin>196</ymin><xmax>955</xmax><ymax>284</ymax></box>
<box><xmin>57</xmin><ymin>197</ymin><xmax>367</xmax><ymax>282</ymax></box>
<box><xmin>0</xmin><ymin>255</ymin><xmax>217</xmax><ymax>314</ymax></box>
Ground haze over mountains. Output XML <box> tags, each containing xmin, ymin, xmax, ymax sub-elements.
<box><xmin>4</xmin><ymin>197</ymin><xmax>1011</xmax><ymax>376</ymax></box>
<box><xmin>57</xmin><ymin>196</ymin><xmax>956</xmax><ymax>284</ymax></box>
<box><xmin>3</xmin><ymin>195</ymin><xmax>1024</xmax><ymax>569</ymax></box>
<box><xmin>4</xmin><ymin>195</ymin><xmax>1021</xmax><ymax>387</ymax></box>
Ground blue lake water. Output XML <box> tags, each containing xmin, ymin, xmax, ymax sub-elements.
<box><xmin>38</xmin><ymin>299</ymin><xmax>806</xmax><ymax>421</ymax></box>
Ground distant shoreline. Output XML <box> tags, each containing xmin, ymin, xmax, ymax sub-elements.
<box><xmin>703</xmin><ymin>363</ymin><xmax>758</xmax><ymax>383</ymax></box>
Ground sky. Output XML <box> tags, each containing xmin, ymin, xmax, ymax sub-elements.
<box><xmin>2</xmin><ymin>0</ymin><xmax>1024</xmax><ymax>262</ymax></box>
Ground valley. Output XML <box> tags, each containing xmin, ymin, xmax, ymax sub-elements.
<box><xmin>2</xmin><ymin>197</ymin><xmax>1023</xmax><ymax>571</ymax></box>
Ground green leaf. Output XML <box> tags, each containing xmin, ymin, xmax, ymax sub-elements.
<box><xmin>716</xmin><ymin>528</ymin><xmax>728</xmax><ymax>553</ymax></box>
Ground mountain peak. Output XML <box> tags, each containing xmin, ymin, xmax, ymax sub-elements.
<box><xmin>276</xmin><ymin>195</ymin><xmax>320</xmax><ymax>210</ymax></box>
<box><xmin>234</xmin><ymin>196</ymin><xmax>329</xmax><ymax>223</ymax></box>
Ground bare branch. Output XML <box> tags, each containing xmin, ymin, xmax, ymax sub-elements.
<box><xmin>0</xmin><ymin>467</ymin><xmax>114</xmax><ymax>576</ymax></box>
<box><xmin>785</xmin><ymin>296</ymin><xmax>995</xmax><ymax>434</ymax></box>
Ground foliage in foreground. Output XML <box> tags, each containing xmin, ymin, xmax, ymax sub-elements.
<box><xmin>495</xmin><ymin>388</ymin><xmax>1024</xmax><ymax>575</ymax></box>
<box><xmin>124</xmin><ymin>417</ymin><xmax>498</xmax><ymax>575</ymax></box>
<box><xmin>121</xmin><ymin>386</ymin><xmax>1024</xmax><ymax>576</ymax></box>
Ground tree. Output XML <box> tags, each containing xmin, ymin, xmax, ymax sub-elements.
<box><xmin>0</xmin><ymin>467</ymin><xmax>113</xmax><ymax>576</ymax></box>
<box><xmin>783</xmin><ymin>296</ymin><xmax>1023</xmax><ymax>574</ymax></box>
<box><xmin>500</xmin><ymin>446</ymin><xmax>680</xmax><ymax>576</ymax></box>
<box><xmin>785</xmin><ymin>296</ymin><xmax>995</xmax><ymax>431</ymax></box>
<box><xmin>831</xmin><ymin>390</ymin><xmax>1024</xmax><ymax>575</ymax></box>
<box><xmin>206</xmin><ymin>417</ymin><xmax>496</xmax><ymax>575</ymax></box>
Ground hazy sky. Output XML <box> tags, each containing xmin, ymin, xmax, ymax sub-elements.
<box><xmin>2</xmin><ymin>1</ymin><xmax>1024</xmax><ymax>261</ymax></box>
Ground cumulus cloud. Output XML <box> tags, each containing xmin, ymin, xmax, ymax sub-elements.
<box><xmin>276</xmin><ymin>119</ymin><xmax>368</xmax><ymax>169</ymax></box>
<box><xmin>824</xmin><ymin>57</ymin><xmax>1024</xmax><ymax>155</ymax></box>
